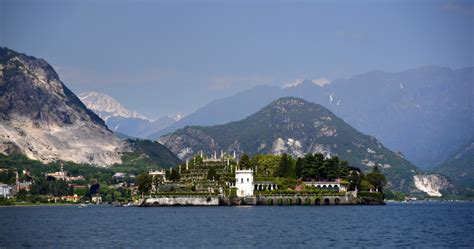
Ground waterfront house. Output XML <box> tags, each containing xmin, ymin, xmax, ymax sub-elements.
<box><xmin>0</xmin><ymin>183</ymin><xmax>11</xmax><ymax>198</ymax></box>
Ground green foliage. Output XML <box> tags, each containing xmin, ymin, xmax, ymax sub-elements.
<box><xmin>30</xmin><ymin>178</ymin><xmax>70</xmax><ymax>197</ymax></box>
<box><xmin>276</xmin><ymin>153</ymin><xmax>295</xmax><ymax>178</ymax></box>
<box><xmin>250</xmin><ymin>154</ymin><xmax>281</xmax><ymax>177</ymax></box>
<box><xmin>137</xmin><ymin>173</ymin><xmax>153</xmax><ymax>194</ymax></box>
<box><xmin>169</xmin><ymin>169</ymin><xmax>181</xmax><ymax>182</ymax></box>
<box><xmin>0</xmin><ymin>169</ymin><xmax>16</xmax><ymax>184</ymax></box>
<box><xmin>207</xmin><ymin>167</ymin><xmax>219</xmax><ymax>181</ymax></box>
<box><xmin>367</xmin><ymin>166</ymin><xmax>386</xmax><ymax>192</ymax></box>
<box><xmin>384</xmin><ymin>190</ymin><xmax>405</xmax><ymax>201</ymax></box>
<box><xmin>358</xmin><ymin>191</ymin><xmax>384</xmax><ymax>201</ymax></box>
<box><xmin>360</xmin><ymin>179</ymin><xmax>375</xmax><ymax>191</ymax></box>
<box><xmin>295</xmin><ymin>158</ymin><xmax>303</xmax><ymax>178</ymax></box>
<box><xmin>348</xmin><ymin>171</ymin><xmax>362</xmax><ymax>191</ymax></box>
<box><xmin>239</xmin><ymin>154</ymin><xmax>251</xmax><ymax>170</ymax></box>
<box><xmin>125</xmin><ymin>139</ymin><xmax>182</xmax><ymax>167</ymax></box>
<box><xmin>300</xmin><ymin>153</ymin><xmax>351</xmax><ymax>181</ymax></box>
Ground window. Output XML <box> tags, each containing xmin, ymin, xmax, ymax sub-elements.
<box><xmin>241</xmin><ymin>178</ymin><xmax>243</xmax><ymax>183</ymax></box>
<box><xmin>247</xmin><ymin>178</ymin><xmax>249</xmax><ymax>182</ymax></box>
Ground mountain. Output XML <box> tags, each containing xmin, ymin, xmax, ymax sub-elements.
<box><xmin>79</xmin><ymin>91</ymin><xmax>184</xmax><ymax>138</ymax></box>
<box><xmin>434</xmin><ymin>140</ymin><xmax>474</xmax><ymax>190</ymax></box>
<box><xmin>150</xmin><ymin>66</ymin><xmax>474</xmax><ymax>170</ymax></box>
<box><xmin>0</xmin><ymin>47</ymin><xmax>181</xmax><ymax>167</ymax></box>
<box><xmin>159</xmin><ymin>97</ymin><xmax>444</xmax><ymax>193</ymax></box>
<box><xmin>0</xmin><ymin>48</ymin><xmax>127</xmax><ymax>165</ymax></box>
<box><xmin>151</xmin><ymin>85</ymin><xmax>283</xmax><ymax>138</ymax></box>
<box><xmin>78</xmin><ymin>91</ymin><xmax>147</xmax><ymax>121</ymax></box>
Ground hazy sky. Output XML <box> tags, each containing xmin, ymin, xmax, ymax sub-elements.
<box><xmin>1</xmin><ymin>0</ymin><xmax>473</xmax><ymax>119</ymax></box>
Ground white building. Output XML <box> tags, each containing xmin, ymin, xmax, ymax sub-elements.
<box><xmin>303</xmin><ymin>179</ymin><xmax>349</xmax><ymax>192</ymax></box>
<box><xmin>0</xmin><ymin>183</ymin><xmax>10</xmax><ymax>198</ymax></box>
<box><xmin>149</xmin><ymin>169</ymin><xmax>166</xmax><ymax>182</ymax></box>
<box><xmin>235</xmin><ymin>169</ymin><xmax>254</xmax><ymax>197</ymax></box>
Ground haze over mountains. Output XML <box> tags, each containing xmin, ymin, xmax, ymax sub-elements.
<box><xmin>435</xmin><ymin>140</ymin><xmax>474</xmax><ymax>190</ymax></box>
<box><xmin>0</xmin><ymin>47</ymin><xmax>471</xmax><ymax>196</ymax></box>
<box><xmin>79</xmin><ymin>91</ymin><xmax>185</xmax><ymax>138</ymax></box>
<box><xmin>150</xmin><ymin>66</ymin><xmax>474</xmax><ymax>171</ymax></box>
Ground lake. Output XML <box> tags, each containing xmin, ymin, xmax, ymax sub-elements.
<box><xmin>1</xmin><ymin>202</ymin><xmax>473</xmax><ymax>248</ymax></box>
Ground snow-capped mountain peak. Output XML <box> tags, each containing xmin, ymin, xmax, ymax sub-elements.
<box><xmin>78</xmin><ymin>91</ymin><xmax>149</xmax><ymax>121</ymax></box>
<box><xmin>171</xmin><ymin>112</ymin><xmax>186</xmax><ymax>121</ymax></box>
<box><xmin>283</xmin><ymin>78</ymin><xmax>331</xmax><ymax>89</ymax></box>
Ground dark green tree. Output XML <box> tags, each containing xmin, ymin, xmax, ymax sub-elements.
<box><xmin>277</xmin><ymin>153</ymin><xmax>294</xmax><ymax>178</ymax></box>
<box><xmin>367</xmin><ymin>166</ymin><xmax>386</xmax><ymax>192</ymax></box>
<box><xmin>295</xmin><ymin>158</ymin><xmax>303</xmax><ymax>179</ymax></box>
<box><xmin>239</xmin><ymin>154</ymin><xmax>251</xmax><ymax>170</ymax></box>
<box><xmin>348</xmin><ymin>170</ymin><xmax>362</xmax><ymax>191</ymax></box>
<box><xmin>137</xmin><ymin>173</ymin><xmax>153</xmax><ymax>194</ymax></box>
<box><xmin>207</xmin><ymin>167</ymin><xmax>219</xmax><ymax>181</ymax></box>
<box><xmin>169</xmin><ymin>169</ymin><xmax>181</xmax><ymax>182</ymax></box>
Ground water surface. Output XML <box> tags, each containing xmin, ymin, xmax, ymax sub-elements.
<box><xmin>1</xmin><ymin>202</ymin><xmax>473</xmax><ymax>248</ymax></box>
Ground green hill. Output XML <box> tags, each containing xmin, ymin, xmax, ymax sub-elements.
<box><xmin>435</xmin><ymin>141</ymin><xmax>474</xmax><ymax>190</ymax></box>
<box><xmin>159</xmin><ymin>97</ymin><xmax>421</xmax><ymax>192</ymax></box>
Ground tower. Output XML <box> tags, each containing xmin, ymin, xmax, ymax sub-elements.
<box><xmin>235</xmin><ymin>169</ymin><xmax>254</xmax><ymax>197</ymax></box>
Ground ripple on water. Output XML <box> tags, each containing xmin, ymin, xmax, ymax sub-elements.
<box><xmin>0</xmin><ymin>202</ymin><xmax>473</xmax><ymax>248</ymax></box>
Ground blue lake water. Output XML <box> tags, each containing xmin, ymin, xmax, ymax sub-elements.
<box><xmin>1</xmin><ymin>202</ymin><xmax>473</xmax><ymax>248</ymax></box>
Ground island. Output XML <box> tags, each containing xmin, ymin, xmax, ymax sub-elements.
<box><xmin>0</xmin><ymin>151</ymin><xmax>386</xmax><ymax>206</ymax></box>
<box><xmin>138</xmin><ymin>151</ymin><xmax>386</xmax><ymax>206</ymax></box>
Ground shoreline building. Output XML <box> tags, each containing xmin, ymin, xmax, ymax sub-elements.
<box><xmin>235</xmin><ymin>169</ymin><xmax>254</xmax><ymax>197</ymax></box>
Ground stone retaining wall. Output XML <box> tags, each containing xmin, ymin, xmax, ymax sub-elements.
<box><xmin>142</xmin><ymin>196</ymin><xmax>219</xmax><ymax>206</ymax></box>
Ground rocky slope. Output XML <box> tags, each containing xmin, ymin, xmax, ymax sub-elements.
<box><xmin>79</xmin><ymin>91</ymin><xmax>183</xmax><ymax>138</ymax></box>
<box><xmin>413</xmin><ymin>174</ymin><xmax>454</xmax><ymax>197</ymax></box>
<box><xmin>0</xmin><ymin>47</ymin><xmax>128</xmax><ymax>166</ymax></box>
<box><xmin>159</xmin><ymin>97</ymin><xmax>426</xmax><ymax>193</ymax></box>
<box><xmin>150</xmin><ymin>66</ymin><xmax>474</xmax><ymax>170</ymax></box>
<box><xmin>0</xmin><ymin>47</ymin><xmax>181</xmax><ymax>167</ymax></box>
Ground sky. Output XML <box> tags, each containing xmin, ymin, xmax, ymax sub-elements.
<box><xmin>1</xmin><ymin>0</ymin><xmax>473</xmax><ymax>119</ymax></box>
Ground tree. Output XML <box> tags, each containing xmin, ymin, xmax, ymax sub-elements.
<box><xmin>207</xmin><ymin>167</ymin><xmax>218</xmax><ymax>181</ymax></box>
<box><xmin>277</xmin><ymin>153</ymin><xmax>294</xmax><ymax>178</ymax></box>
<box><xmin>239</xmin><ymin>154</ymin><xmax>250</xmax><ymax>170</ymax></box>
<box><xmin>137</xmin><ymin>173</ymin><xmax>152</xmax><ymax>194</ymax></box>
<box><xmin>250</xmin><ymin>154</ymin><xmax>281</xmax><ymax>177</ymax></box>
<box><xmin>348</xmin><ymin>170</ymin><xmax>362</xmax><ymax>191</ymax></box>
<box><xmin>367</xmin><ymin>166</ymin><xmax>386</xmax><ymax>192</ymax></box>
<box><xmin>295</xmin><ymin>158</ymin><xmax>303</xmax><ymax>179</ymax></box>
<box><xmin>169</xmin><ymin>169</ymin><xmax>181</xmax><ymax>182</ymax></box>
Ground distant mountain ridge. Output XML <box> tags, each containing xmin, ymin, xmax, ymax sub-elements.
<box><xmin>150</xmin><ymin>66</ymin><xmax>474</xmax><ymax>170</ymax></box>
<box><xmin>78</xmin><ymin>91</ymin><xmax>148</xmax><ymax>121</ymax></box>
<box><xmin>79</xmin><ymin>91</ymin><xmax>185</xmax><ymax>138</ymax></box>
<box><xmin>435</xmin><ymin>140</ymin><xmax>474</xmax><ymax>190</ymax></box>
<box><xmin>159</xmin><ymin>97</ymin><xmax>435</xmax><ymax>193</ymax></box>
